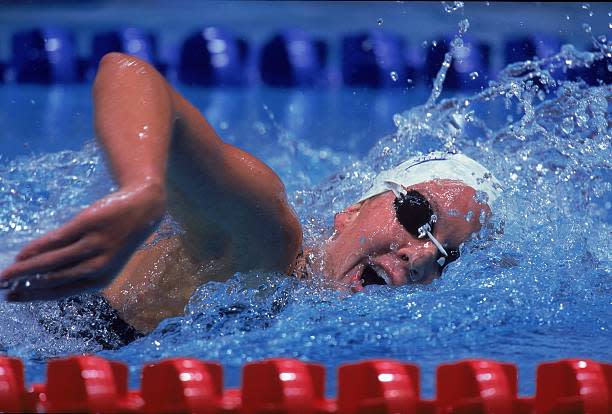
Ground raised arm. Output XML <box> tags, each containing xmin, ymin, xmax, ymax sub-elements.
<box><xmin>1</xmin><ymin>52</ymin><xmax>301</xmax><ymax>301</ymax></box>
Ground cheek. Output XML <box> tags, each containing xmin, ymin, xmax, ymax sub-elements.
<box><xmin>443</xmin><ymin>216</ymin><xmax>483</xmax><ymax>245</ymax></box>
<box><xmin>362</xmin><ymin>221</ymin><xmax>407</xmax><ymax>250</ymax></box>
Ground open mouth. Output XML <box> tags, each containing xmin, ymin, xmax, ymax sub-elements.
<box><xmin>360</xmin><ymin>264</ymin><xmax>390</xmax><ymax>287</ymax></box>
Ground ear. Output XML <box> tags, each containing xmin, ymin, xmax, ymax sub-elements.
<box><xmin>333</xmin><ymin>203</ymin><xmax>361</xmax><ymax>233</ymax></box>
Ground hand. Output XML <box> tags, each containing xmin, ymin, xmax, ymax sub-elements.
<box><xmin>0</xmin><ymin>182</ymin><xmax>166</xmax><ymax>301</ymax></box>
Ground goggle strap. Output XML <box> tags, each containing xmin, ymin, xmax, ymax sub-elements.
<box><xmin>383</xmin><ymin>180</ymin><xmax>407</xmax><ymax>199</ymax></box>
<box><xmin>425</xmin><ymin>229</ymin><xmax>449</xmax><ymax>258</ymax></box>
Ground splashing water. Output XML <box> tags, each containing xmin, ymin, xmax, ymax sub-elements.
<box><xmin>425</xmin><ymin>18</ymin><xmax>471</xmax><ymax>108</ymax></box>
<box><xmin>0</xmin><ymin>25</ymin><xmax>610</xmax><ymax>396</ymax></box>
<box><xmin>441</xmin><ymin>1</ymin><xmax>464</xmax><ymax>14</ymax></box>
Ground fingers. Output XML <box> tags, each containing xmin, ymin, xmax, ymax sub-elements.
<box><xmin>16</xmin><ymin>218</ymin><xmax>87</xmax><ymax>261</ymax></box>
<box><xmin>4</xmin><ymin>256</ymin><xmax>112</xmax><ymax>302</ymax></box>
<box><xmin>1</xmin><ymin>238</ymin><xmax>100</xmax><ymax>282</ymax></box>
<box><xmin>6</xmin><ymin>277</ymin><xmax>103</xmax><ymax>302</ymax></box>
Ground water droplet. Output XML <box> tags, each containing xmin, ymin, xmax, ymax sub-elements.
<box><xmin>561</xmin><ymin>116</ymin><xmax>574</xmax><ymax>135</ymax></box>
<box><xmin>406</xmin><ymin>78</ymin><xmax>413</xmax><ymax>84</ymax></box>
<box><xmin>254</xmin><ymin>121</ymin><xmax>267</xmax><ymax>135</ymax></box>
<box><xmin>469</xmin><ymin>71</ymin><xmax>479</xmax><ymax>80</ymax></box>
<box><xmin>582</xmin><ymin>23</ymin><xmax>592</xmax><ymax>33</ymax></box>
<box><xmin>442</xmin><ymin>1</ymin><xmax>464</xmax><ymax>13</ymax></box>
<box><xmin>458</xmin><ymin>19</ymin><xmax>470</xmax><ymax>34</ymax></box>
<box><xmin>377</xmin><ymin>18</ymin><xmax>384</xmax><ymax>26</ymax></box>
<box><xmin>608</xmin><ymin>64</ymin><xmax>612</xmax><ymax>72</ymax></box>
<box><xmin>597</xmin><ymin>35</ymin><xmax>607</xmax><ymax>43</ymax></box>
<box><xmin>464</xmin><ymin>210</ymin><xmax>474</xmax><ymax>222</ymax></box>
<box><xmin>566</xmin><ymin>14</ymin><xmax>570</xmax><ymax>20</ymax></box>
<box><xmin>421</xmin><ymin>40</ymin><xmax>428</xmax><ymax>48</ymax></box>
<box><xmin>432</xmin><ymin>40</ymin><xmax>438</xmax><ymax>47</ymax></box>
<box><xmin>609</xmin><ymin>23</ymin><xmax>612</xmax><ymax>29</ymax></box>
<box><xmin>393</xmin><ymin>114</ymin><xmax>407</xmax><ymax>128</ymax></box>
<box><xmin>451</xmin><ymin>37</ymin><xmax>463</xmax><ymax>49</ymax></box>
<box><xmin>390</xmin><ymin>71</ymin><xmax>398</xmax><ymax>81</ymax></box>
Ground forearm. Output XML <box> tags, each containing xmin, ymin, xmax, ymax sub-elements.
<box><xmin>91</xmin><ymin>53</ymin><xmax>301</xmax><ymax>272</ymax></box>
<box><xmin>92</xmin><ymin>53</ymin><xmax>173</xmax><ymax>191</ymax></box>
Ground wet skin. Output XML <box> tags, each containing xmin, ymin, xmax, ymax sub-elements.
<box><xmin>0</xmin><ymin>52</ymin><xmax>491</xmax><ymax>333</ymax></box>
<box><xmin>0</xmin><ymin>52</ymin><xmax>302</xmax><ymax>332</ymax></box>
<box><xmin>319</xmin><ymin>180</ymin><xmax>490</xmax><ymax>290</ymax></box>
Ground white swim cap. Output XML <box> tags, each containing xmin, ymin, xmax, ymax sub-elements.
<box><xmin>357</xmin><ymin>151</ymin><xmax>502</xmax><ymax>204</ymax></box>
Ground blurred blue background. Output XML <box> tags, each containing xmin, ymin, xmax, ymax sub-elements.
<box><xmin>0</xmin><ymin>1</ymin><xmax>609</xmax><ymax>162</ymax></box>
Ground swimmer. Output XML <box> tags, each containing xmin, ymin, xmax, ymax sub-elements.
<box><xmin>0</xmin><ymin>53</ymin><xmax>501</xmax><ymax>341</ymax></box>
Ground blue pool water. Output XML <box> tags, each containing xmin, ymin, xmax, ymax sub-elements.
<box><xmin>0</xmin><ymin>1</ymin><xmax>610</xmax><ymax>397</ymax></box>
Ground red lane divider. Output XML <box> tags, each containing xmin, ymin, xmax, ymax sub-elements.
<box><xmin>141</xmin><ymin>358</ymin><xmax>223</xmax><ymax>413</ymax></box>
<box><xmin>44</xmin><ymin>355</ymin><xmax>141</xmax><ymax>413</ymax></box>
<box><xmin>242</xmin><ymin>359</ymin><xmax>330</xmax><ymax>414</ymax></box>
<box><xmin>0</xmin><ymin>356</ymin><xmax>609</xmax><ymax>413</ymax></box>
<box><xmin>0</xmin><ymin>357</ymin><xmax>27</xmax><ymax>412</ymax></box>
<box><xmin>337</xmin><ymin>360</ymin><xmax>423</xmax><ymax>414</ymax></box>
<box><xmin>536</xmin><ymin>359</ymin><xmax>611</xmax><ymax>414</ymax></box>
<box><xmin>436</xmin><ymin>359</ymin><xmax>534</xmax><ymax>414</ymax></box>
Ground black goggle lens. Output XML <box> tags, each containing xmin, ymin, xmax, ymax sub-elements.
<box><xmin>393</xmin><ymin>190</ymin><xmax>434</xmax><ymax>238</ymax></box>
<box><xmin>393</xmin><ymin>189</ymin><xmax>461</xmax><ymax>270</ymax></box>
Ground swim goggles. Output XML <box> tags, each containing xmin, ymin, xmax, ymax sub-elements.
<box><xmin>384</xmin><ymin>180</ymin><xmax>460</xmax><ymax>272</ymax></box>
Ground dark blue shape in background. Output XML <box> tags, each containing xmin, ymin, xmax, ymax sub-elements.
<box><xmin>260</xmin><ymin>29</ymin><xmax>327</xmax><ymax>87</ymax></box>
<box><xmin>12</xmin><ymin>27</ymin><xmax>80</xmax><ymax>84</ymax></box>
<box><xmin>567</xmin><ymin>46</ymin><xmax>612</xmax><ymax>86</ymax></box>
<box><xmin>504</xmin><ymin>34</ymin><xmax>563</xmax><ymax>64</ymax></box>
<box><xmin>178</xmin><ymin>27</ymin><xmax>248</xmax><ymax>86</ymax></box>
<box><xmin>342</xmin><ymin>30</ymin><xmax>408</xmax><ymax>88</ymax></box>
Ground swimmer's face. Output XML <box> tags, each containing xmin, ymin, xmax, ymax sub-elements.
<box><xmin>322</xmin><ymin>180</ymin><xmax>491</xmax><ymax>290</ymax></box>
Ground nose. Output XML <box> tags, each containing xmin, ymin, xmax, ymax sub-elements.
<box><xmin>396</xmin><ymin>244</ymin><xmax>440</xmax><ymax>283</ymax></box>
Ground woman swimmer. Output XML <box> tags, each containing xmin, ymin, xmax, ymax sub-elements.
<box><xmin>0</xmin><ymin>53</ymin><xmax>501</xmax><ymax>337</ymax></box>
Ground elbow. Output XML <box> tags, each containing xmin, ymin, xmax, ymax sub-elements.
<box><xmin>93</xmin><ymin>52</ymin><xmax>157</xmax><ymax>95</ymax></box>
<box><xmin>97</xmin><ymin>51</ymin><xmax>151</xmax><ymax>73</ymax></box>
<box><xmin>94</xmin><ymin>52</ymin><xmax>130</xmax><ymax>81</ymax></box>
<box><xmin>98</xmin><ymin>51</ymin><xmax>131</xmax><ymax>68</ymax></box>
<box><xmin>93</xmin><ymin>52</ymin><xmax>127</xmax><ymax>97</ymax></box>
